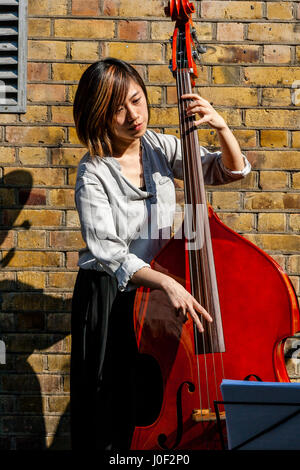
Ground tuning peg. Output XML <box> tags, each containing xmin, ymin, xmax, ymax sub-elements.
<box><xmin>196</xmin><ymin>45</ymin><xmax>207</xmax><ymax>54</ymax></box>
<box><xmin>191</xmin><ymin>27</ymin><xmax>207</xmax><ymax>55</ymax></box>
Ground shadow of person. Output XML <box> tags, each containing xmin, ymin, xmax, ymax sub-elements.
<box><xmin>0</xmin><ymin>170</ymin><xmax>71</xmax><ymax>450</ymax></box>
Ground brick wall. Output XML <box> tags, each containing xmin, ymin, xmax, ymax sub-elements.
<box><xmin>0</xmin><ymin>0</ymin><xmax>299</xmax><ymax>450</ymax></box>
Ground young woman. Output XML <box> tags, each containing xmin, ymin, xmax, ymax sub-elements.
<box><xmin>71</xmin><ymin>57</ymin><xmax>251</xmax><ymax>450</ymax></box>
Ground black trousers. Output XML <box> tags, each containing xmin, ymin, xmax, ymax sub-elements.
<box><xmin>70</xmin><ymin>268</ymin><xmax>138</xmax><ymax>450</ymax></box>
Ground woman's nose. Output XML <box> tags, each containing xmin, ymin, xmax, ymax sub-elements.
<box><xmin>127</xmin><ymin>106</ymin><xmax>138</xmax><ymax>121</ymax></box>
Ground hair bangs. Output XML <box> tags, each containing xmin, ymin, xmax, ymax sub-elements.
<box><xmin>106</xmin><ymin>66</ymin><xmax>129</xmax><ymax>123</ymax></box>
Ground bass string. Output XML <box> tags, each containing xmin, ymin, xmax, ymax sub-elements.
<box><xmin>185</xmin><ymin>40</ymin><xmax>226</xmax><ymax>400</ymax></box>
<box><xmin>176</xmin><ymin>31</ymin><xmax>209</xmax><ymax>415</ymax></box>
<box><xmin>188</xmin><ymin>111</ymin><xmax>224</xmax><ymax>405</ymax></box>
<box><xmin>181</xmin><ymin>68</ymin><xmax>214</xmax><ymax>412</ymax></box>
<box><xmin>187</xmin><ymin>80</ymin><xmax>225</xmax><ymax>405</ymax></box>
<box><xmin>188</xmin><ymin>75</ymin><xmax>226</xmax><ymax>399</ymax></box>
<box><xmin>177</xmin><ymin>68</ymin><xmax>204</xmax><ymax>404</ymax></box>
<box><xmin>177</xmin><ymin>71</ymin><xmax>205</xmax><ymax>415</ymax></box>
<box><xmin>176</xmin><ymin>31</ymin><xmax>203</xmax><ymax>415</ymax></box>
<box><xmin>177</xmin><ymin>28</ymin><xmax>224</xmax><ymax>415</ymax></box>
<box><xmin>201</xmin><ymin>218</ymin><xmax>224</xmax><ymax>404</ymax></box>
<box><xmin>177</xmin><ymin>37</ymin><xmax>225</xmax><ymax>409</ymax></box>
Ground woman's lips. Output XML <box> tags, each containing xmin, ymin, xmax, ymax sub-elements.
<box><xmin>130</xmin><ymin>122</ymin><xmax>143</xmax><ymax>131</ymax></box>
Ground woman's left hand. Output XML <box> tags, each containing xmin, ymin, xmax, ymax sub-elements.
<box><xmin>181</xmin><ymin>93</ymin><xmax>227</xmax><ymax>131</ymax></box>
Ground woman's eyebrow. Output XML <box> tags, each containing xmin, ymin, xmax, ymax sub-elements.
<box><xmin>129</xmin><ymin>91</ymin><xmax>140</xmax><ymax>100</ymax></box>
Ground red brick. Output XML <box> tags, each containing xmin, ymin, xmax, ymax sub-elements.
<box><xmin>71</xmin><ymin>0</ymin><xmax>100</xmax><ymax>15</ymax></box>
<box><xmin>27</xmin><ymin>84</ymin><xmax>66</xmax><ymax>103</ymax></box>
<box><xmin>18</xmin><ymin>189</ymin><xmax>46</xmax><ymax>206</ymax></box>
<box><xmin>49</xmin><ymin>231</ymin><xmax>84</xmax><ymax>249</ymax></box>
<box><xmin>118</xmin><ymin>21</ymin><xmax>148</xmax><ymax>40</ymax></box>
<box><xmin>217</xmin><ymin>23</ymin><xmax>244</xmax><ymax>41</ymax></box>
<box><xmin>27</xmin><ymin>63</ymin><xmax>49</xmax><ymax>81</ymax></box>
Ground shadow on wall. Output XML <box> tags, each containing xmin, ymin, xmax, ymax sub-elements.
<box><xmin>0</xmin><ymin>170</ymin><xmax>71</xmax><ymax>450</ymax></box>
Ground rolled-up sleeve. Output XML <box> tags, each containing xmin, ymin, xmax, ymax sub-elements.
<box><xmin>75</xmin><ymin>176</ymin><xmax>150</xmax><ymax>291</ymax></box>
<box><xmin>156</xmin><ymin>133</ymin><xmax>251</xmax><ymax>185</ymax></box>
<box><xmin>200</xmin><ymin>147</ymin><xmax>251</xmax><ymax>185</ymax></box>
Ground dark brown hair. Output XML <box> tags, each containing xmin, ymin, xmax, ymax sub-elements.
<box><xmin>73</xmin><ymin>58</ymin><xmax>150</xmax><ymax>157</ymax></box>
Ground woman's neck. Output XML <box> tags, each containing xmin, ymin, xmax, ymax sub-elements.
<box><xmin>112</xmin><ymin>138</ymin><xmax>141</xmax><ymax>159</ymax></box>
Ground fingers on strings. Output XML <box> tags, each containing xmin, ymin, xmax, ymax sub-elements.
<box><xmin>175</xmin><ymin>300</ymin><xmax>213</xmax><ymax>333</ymax></box>
<box><xmin>181</xmin><ymin>95</ymin><xmax>211</xmax><ymax>127</ymax></box>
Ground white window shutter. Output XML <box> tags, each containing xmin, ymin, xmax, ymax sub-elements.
<box><xmin>0</xmin><ymin>0</ymin><xmax>27</xmax><ymax>113</ymax></box>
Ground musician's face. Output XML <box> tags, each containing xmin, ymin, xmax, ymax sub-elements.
<box><xmin>110</xmin><ymin>79</ymin><xmax>148</xmax><ymax>145</ymax></box>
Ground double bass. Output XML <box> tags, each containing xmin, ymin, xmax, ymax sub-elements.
<box><xmin>130</xmin><ymin>0</ymin><xmax>300</xmax><ymax>450</ymax></box>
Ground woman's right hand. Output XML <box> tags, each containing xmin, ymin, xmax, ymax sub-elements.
<box><xmin>131</xmin><ymin>267</ymin><xmax>213</xmax><ymax>333</ymax></box>
<box><xmin>160</xmin><ymin>276</ymin><xmax>213</xmax><ymax>333</ymax></box>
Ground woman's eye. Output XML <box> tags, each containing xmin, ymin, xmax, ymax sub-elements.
<box><xmin>116</xmin><ymin>107</ymin><xmax>124</xmax><ymax>114</ymax></box>
<box><xmin>133</xmin><ymin>98</ymin><xmax>140</xmax><ymax>104</ymax></box>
